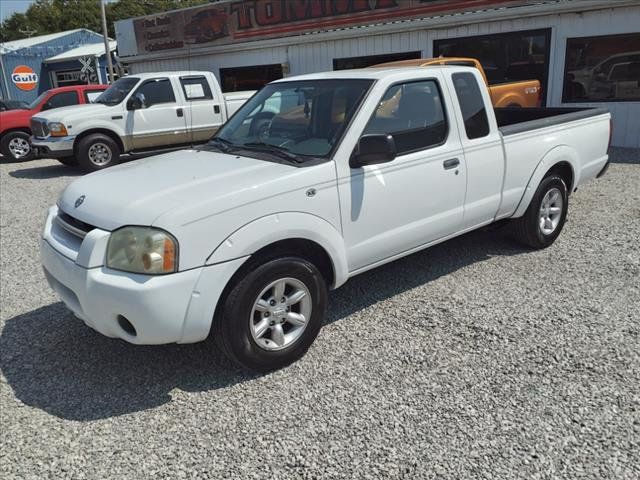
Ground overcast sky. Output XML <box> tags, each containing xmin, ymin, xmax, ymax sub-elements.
<box><xmin>0</xmin><ymin>0</ymin><xmax>33</xmax><ymax>21</ymax></box>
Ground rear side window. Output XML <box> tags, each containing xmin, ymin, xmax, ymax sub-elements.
<box><xmin>135</xmin><ymin>78</ymin><xmax>176</xmax><ymax>106</ymax></box>
<box><xmin>452</xmin><ymin>72</ymin><xmax>490</xmax><ymax>139</ymax></box>
<box><xmin>43</xmin><ymin>91</ymin><xmax>79</xmax><ymax>110</ymax></box>
<box><xmin>180</xmin><ymin>76</ymin><xmax>213</xmax><ymax>100</ymax></box>
<box><xmin>84</xmin><ymin>90</ymin><xmax>104</xmax><ymax>103</ymax></box>
<box><xmin>363</xmin><ymin>79</ymin><xmax>447</xmax><ymax>155</ymax></box>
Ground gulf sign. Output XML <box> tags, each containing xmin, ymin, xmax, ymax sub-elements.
<box><xmin>11</xmin><ymin>65</ymin><xmax>38</xmax><ymax>91</ymax></box>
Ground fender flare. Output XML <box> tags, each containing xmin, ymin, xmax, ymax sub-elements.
<box><xmin>512</xmin><ymin>145</ymin><xmax>579</xmax><ymax>218</ymax></box>
<box><xmin>205</xmin><ymin>212</ymin><xmax>349</xmax><ymax>288</ymax></box>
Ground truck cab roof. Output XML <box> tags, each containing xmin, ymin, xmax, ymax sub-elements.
<box><xmin>121</xmin><ymin>71</ymin><xmax>214</xmax><ymax>80</ymax></box>
<box><xmin>273</xmin><ymin>65</ymin><xmax>475</xmax><ymax>83</ymax></box>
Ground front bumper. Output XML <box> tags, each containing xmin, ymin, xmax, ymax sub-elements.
<box><xmin>40</xmin><ymin>205</ymin><xmax>248</xmax><ymax>344</ymax></box>
<box><xmin>31</xmin><ymin>135</ymin><xmax>75</xmax><ymax>158</ymax></box>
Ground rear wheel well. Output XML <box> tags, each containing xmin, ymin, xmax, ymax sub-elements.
<box><xmin>546</xmin><ymin>162</ymin><xmax>574</xmax><ymax>193</ymax></box>
<box><xmin>74</xmin><ymin>129</ymin><xmax>124</xmax><ymax>154</ymax></box>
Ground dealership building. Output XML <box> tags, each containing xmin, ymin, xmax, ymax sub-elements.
<box><xmin>115</xmin><ymin>0</ymin><xmax>639</xmax><ymax>147</ymax></box>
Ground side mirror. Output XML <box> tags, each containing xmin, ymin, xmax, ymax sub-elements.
<box><xmin>127</xmin><ymin>92</ymin><xmax>146</xmax><ymax>110</ymax></box>
<box><xmin>41</xmin><ymin>101</ymin><xmax>52</xmax><ymax>111</ymax></box>
<box><xmin>350</xmin><ymin>134</ymin><xmax>396</xmax><ymax>168</ymax></box>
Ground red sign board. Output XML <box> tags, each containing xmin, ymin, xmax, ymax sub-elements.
<box><xmin>133</xmin><ymin>0</ymin><xmax>516</xmax><ymax>54</ymax></box>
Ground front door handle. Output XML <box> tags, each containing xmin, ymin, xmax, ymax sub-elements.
<box><xmin>176</xmin><ymin>108</ymin><xmax>184</xmax><ymax>117</ymax></box>
<box><xmin>443</xmin><ymin>158</ymin><xmax>460</xmax><ymax>170</ymax></box>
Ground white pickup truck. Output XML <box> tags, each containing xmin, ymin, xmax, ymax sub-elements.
<box><xmin>41</xmin><ymin>66</ymin><xmax>611</xmax><ymax>371</ymax></box>
<box><xmin>30</xmin><ymin>71</ymin><xmax>253</xmax><ymax>171</ymax></box>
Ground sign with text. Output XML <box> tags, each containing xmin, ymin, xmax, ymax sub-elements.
<box><xmin>132</xmin><ymin>0</ymin><xmax>516</xmax><ymax>55</ymax></box>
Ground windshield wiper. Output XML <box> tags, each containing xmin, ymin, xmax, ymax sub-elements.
<box><xmin>240</xmin><ymin>142</ymin><xmax>305</xmax><ymax>164</ymax></box>
<box><xmin>207</xmin><ymin>137</ymin><xmax>237</xmax><ymax>153</ymax></box>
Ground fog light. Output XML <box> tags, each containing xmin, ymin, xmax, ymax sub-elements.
<box><xmin>117</xmin><ymin>315</ymin><xmax>137</xmax><ymax>337</ymax></box>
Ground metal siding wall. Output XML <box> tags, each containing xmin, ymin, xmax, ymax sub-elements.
<box><xmin>126</xmin><ymin>6</ymin><xmax>639</xmax><ymax>146</ymax></box>
<box><xmin>287</xmin><ymin>6</ymin><xmax>639</xmax><ymax>147</ymax></box>
<box><xmin>0</xmin><ymin>53</ymin><xmax>47</xmax><ymax>102</ymax></box>
<box><xmin>549</xmin><ymin>6</ymin><xmax>640</xmax><ymax>148</ymax></box>
<box><xmin>129</xmin><ymin>46</ymin><xmax>288</xmax><ymax>85</ymax></box>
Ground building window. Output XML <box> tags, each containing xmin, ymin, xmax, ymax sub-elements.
<box><xmin>452</xmin><ymin>72</ymin><xmax>490</xmax><ymax>140</ymax></box>
<box><xmin>563</xmin><ymin>33</ymin><xmax>640</xmax><ymax>103</ymax></box>
<box><xmin>220</xmin><ymin>64</ymin><xmax>283</xmax><ymax>93</ymax></box>
<box><xmin>53</xmin><ymin>69</ymin><xmax>98</xmax><ymax>88</ymax></box>
<box><xmin>364</xmin><ymin>79</ymin><xmax>447</xmax><ymax>155</ymax></box>
<box><xmin>434</xmin><ymin>29</ymin><xmax>551</xmax><ymax>103</ymax></box>
<box><xmin>333</xmin><ymin>51</ymin><xmax>421</xmax><ymax>70</ymax></box>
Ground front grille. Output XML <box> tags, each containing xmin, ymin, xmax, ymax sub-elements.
<box><xmin>55</xmin><ymin>210</ymin><xmax>95</xmax><ymax>239</ymax></box>
<box><xmin>31</xmin><ymin>118</ymin><xmax>49</xmax><ymax>138</ymax></box>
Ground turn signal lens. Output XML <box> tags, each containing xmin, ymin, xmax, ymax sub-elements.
<box><xmin>107</xmin><ymin>227</ymin><xmax>178</xmax><ymax>275</ymax></box>
<box><xmin>48</xmin><ymin>122</ymin><xmax>68</xmax><ymax>137</ymax></box>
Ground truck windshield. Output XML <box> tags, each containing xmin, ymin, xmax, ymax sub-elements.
<box><xmin>212</xmin><ymin>79</ymin><xmax>373</xmax><ymax>162</ymax></box>
<box><xmin>94</xmin><ymin>77</ymin><xmax>139</xmax><ymax>106</ymax></box>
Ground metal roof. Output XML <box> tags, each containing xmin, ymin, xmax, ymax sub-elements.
<box><xmin>0</xmin><ymin>28</ymin><xmax>92</xmax><ymax>53</ymax></box>
<box><xmin>44</xmin><ymin>40</ymin><xmax>117</xmax><ymax>63</ymax></box>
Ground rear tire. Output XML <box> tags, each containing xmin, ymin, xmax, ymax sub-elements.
<box><xmin>511</xmin><ymin>174</ymin><xmax>568</xmax><ymax>249</ymax></box>
<box><xmin>77</xmin><ymin>134</ymin><xmax>120</xmax><ymax>172</ymax></box>
<box><xmin>1</xmin><ymin>131</ymin><xmax>34</xmax><ymax>161</ymax></box>
<box><xmin>212</xmin><ymin>256</ymin><xmax>327</xmax><ymax>372</ymax></box>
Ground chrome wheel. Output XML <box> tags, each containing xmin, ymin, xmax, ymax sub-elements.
<box><xmin>8</xmin><ymin>137</ymin><xmax>31</xmax><ymax>159</ymax></box>
<box><xmin>250</xmin><ymin>277</ymin><xmax>312</xmax><ymax>351</ymax></box>
<box><xmin>539</xmin><ymin>187</ymin><xmax>563</xmax><ymax>235</ymax></box>
<box><xmin>87</xmin><ymin>142</ymin><xmax>112</xmax><ymax>166</ymax></box>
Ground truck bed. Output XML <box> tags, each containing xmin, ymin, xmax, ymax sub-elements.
<box><xmin>495</xmin><ymin>107</ymin><xmax>609</xmax><ymax>136</ymax></box>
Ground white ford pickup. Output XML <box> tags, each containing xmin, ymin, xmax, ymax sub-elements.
<box><xmin>30</xmin><ymin>71</ymin><xmax>253</xmax><ymax>171</ymax></box>
<box><xmin>41</xmin><ymin>66</ymin><xmax>611</xmax><ymax>371</ymax></box>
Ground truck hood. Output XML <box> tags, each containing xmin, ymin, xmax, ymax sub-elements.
<box><xmin>58</xmin><ymin>148</ymin><xmax>297</xmax><ymax>231</ymax></box>
<box><xmin>33</xmin><ymin>103</ymin><xmax>112</xmax><ymax>123</ymax></box>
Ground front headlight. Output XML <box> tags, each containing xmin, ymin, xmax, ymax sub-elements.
<box><xmin>106</xmin><ymin>227</ymin><xmax>178</xmax><ymax>275</ymax></box>
<box><xmin>48</xmin><ymin>122</ymin><xmax>68</xmax><ymax>137</ymax></box>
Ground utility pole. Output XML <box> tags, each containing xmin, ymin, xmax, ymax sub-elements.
<box><xmin>100</xmin><ymin>0</ymin><xmax>115</xmax><ymax>83</ymax></box>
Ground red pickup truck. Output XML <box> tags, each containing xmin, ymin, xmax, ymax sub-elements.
<box><xmin>0</xmin><ymin>84</ymin><xmax>108</xmax><ymax>161</ymax></box>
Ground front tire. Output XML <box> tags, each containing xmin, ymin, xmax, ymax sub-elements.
<box><xmin>511</xmin><ymin>174</ymin><xmax>568</xmax><ymax>249</ymax></box>
<box><xmin>213</xmin><ymin>256</ymin><xmax>328</xmax><ymax>372</ymax></box>
<box><xmin>77</xmin><ymin>134</ymin><xmax>120</xmax><ymax>172</ymax></box>
<box><xmin>1</xmin><ymin>131</ymin><xmax>34</xmax><ymax>161</ymax></box>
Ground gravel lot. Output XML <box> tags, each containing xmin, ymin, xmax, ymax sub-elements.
<box><xmin>1</xmin><ymin>150</ymin><xmax>639</xmax><ymax>479</ymax></box>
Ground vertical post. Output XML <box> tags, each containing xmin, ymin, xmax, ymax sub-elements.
<box><xmin>100</xmin><ymin>0</ymin><xmax>115</xmax><ymax>84</ymax></box>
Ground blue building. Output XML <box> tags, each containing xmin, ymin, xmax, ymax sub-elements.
<box><xmin>0</xmin><ymin>28</ymin><xmax>115</xmax><ymax>103</ymax></box>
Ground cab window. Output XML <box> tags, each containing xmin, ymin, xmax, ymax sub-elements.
<box><xmin>452</xmin><ymin>72</ymin><xmax>490</xmax><ymax>139</ymax></box>
<box><xmin>42</xmin><ymin>91</ymin><xmax>79</xmax><ymax>110</ymax></box>
<box><xmin>134</xmin><ymin>79</ymin><xmax>176</xmax><ymax>107</ymax></box>
<box><xmin>363</xmin><ymin>80</ymin><xmax>448</xmax><ymax>155</ymax></box>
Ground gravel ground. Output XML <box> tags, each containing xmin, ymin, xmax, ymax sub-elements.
<box><xmin>1</xmin><ymin>149</ymin><xmax>639</xmax><ymax>479</ymax></box>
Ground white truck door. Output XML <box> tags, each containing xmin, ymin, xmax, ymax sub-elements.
<box><xmin>126</xmin><ymin>77</ymin><xmax>189</xmax><ymax>150</ymax></box>
<box><xmin>447</xmin><ymin>70</ymin><xmax>505</xmax><ymax>229</ymax></box>
<box><xmin>337</xmin><ymin>75</ymin><xmax>467</xmax><ymax>272</ymax></box>
<box><xmin>179</xmin><ymin>74</ymin><xmax>224</xmax><ymax>144</ymax></box>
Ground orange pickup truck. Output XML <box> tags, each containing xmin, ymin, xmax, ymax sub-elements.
<box><xmin>373</xmin><ymin>57</ymin><xmax>542</xmax><ymax>108</ymax></box>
